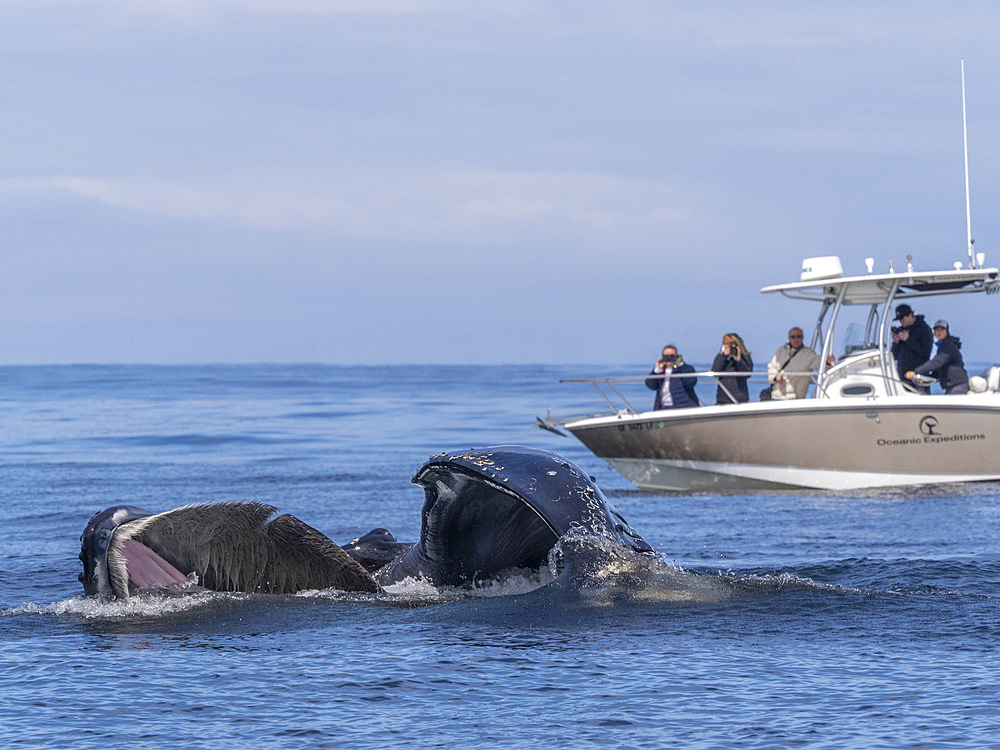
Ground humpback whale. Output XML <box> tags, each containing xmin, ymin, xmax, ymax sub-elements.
<box><xmin>79</xmin><ymin>446</ymin><xmax>652</xmax><ymax>599</ymax></box>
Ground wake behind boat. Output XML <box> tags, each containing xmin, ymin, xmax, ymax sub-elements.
<box><xmin>542</xmin><ymin>256</ymin><xmax>1000</xmax><ymax>491</ymax></box>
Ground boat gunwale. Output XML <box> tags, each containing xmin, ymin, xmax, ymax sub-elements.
<box><xmin>564</xmin><ymin>395</ymin><xmax>1000</xmax><ymax>431</ymax></box>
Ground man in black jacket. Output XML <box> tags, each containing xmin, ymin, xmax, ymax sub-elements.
<box><xmin>890</xmin><ymin>303</ymin><xmax>933</xmax><ymax>393</ymax></box>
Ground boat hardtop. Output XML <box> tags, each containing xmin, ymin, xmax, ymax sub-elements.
<box><xmin>762</xmin><ymin>257</ymin><xmax>999</xmax><ymax>304</ymax></box>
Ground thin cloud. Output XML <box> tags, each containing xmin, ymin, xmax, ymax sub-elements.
<box><xmin>22</xmin><ymin>171</ymin><xmax>700</xmax><ymax>249</ymax></box>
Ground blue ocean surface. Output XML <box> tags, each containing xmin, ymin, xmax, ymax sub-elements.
<box><xmin>2</xmin><ymin>364</ymin><xmax>999</xmax><ymax>749</ymax></box>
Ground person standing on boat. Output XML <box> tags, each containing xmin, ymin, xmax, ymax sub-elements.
<box><xmin>907</xmin><ymin>320</ymin><xmax>970</xmax><ymax>395</ymax></box>
<box><xmin>767</xmin><ymin>327</ymin><xmax>831</xmax><ymax>399</ymax></box>
<box><xmin>711</xmin><ymin>333</ymin><xmax>752</xmax><ymax>404</ymax></box>
<box><xmin>891</xmin><ymin>303</ymin><xmax>933</xmax><ymax>394</ymax></box>
<box><xmin>645</xmin><ymin>345</ymin><xmax>699</xmax><ymax>409</ymax></box>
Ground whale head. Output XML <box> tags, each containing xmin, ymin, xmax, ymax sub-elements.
<box><xmin>375</xmin><ymin>446</ymin><xmax>652</xmax><ymax>587</ymax></box>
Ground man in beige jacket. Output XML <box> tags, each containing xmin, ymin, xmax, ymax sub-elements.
<box><xmin>767</xmin><ymin>327</ymin><xmax>827</xmax><ymax>400</ymax></box>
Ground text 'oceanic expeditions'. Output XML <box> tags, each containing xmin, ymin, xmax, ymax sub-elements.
<box><xmin>877</xmin><ymin>433</ymin><xmax>986</xmax><ymax>447</ymax></box>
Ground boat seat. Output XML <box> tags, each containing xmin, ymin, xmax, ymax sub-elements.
<box><xmin>985</xmin><ymin>366</ymin><xmax>1000</xmax><ymax>393</ymax></box>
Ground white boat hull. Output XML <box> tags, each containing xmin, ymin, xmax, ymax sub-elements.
<box><xmin>565</xmin><ymin>396</ymin><xmax>1000</xmax><ymax>491</ymax></box>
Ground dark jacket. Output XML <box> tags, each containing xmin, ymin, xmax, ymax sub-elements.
<box><xmin>891</xmin><ymin>314</ymin><xmax>934</xmax><ymax>378</ymax></box>
<box><xmin>645</xmin><ymin>363</ymin><xmax>699</xmax><ymax>410</ymax></box>
<box><xmin>711</xmin><ymin>351</ymin><xmax>753</xmax><ymax>404</ymax></box>
<box><xmin>914</xmin><ymin>335</ymin><xmax>969</xmax><ymax>394</ymax></box>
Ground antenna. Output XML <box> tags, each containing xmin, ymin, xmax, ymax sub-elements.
<box><xmin>962</xmin><ymin>59</ymin><xmax>976</xmax><ymax>268</ymax></box>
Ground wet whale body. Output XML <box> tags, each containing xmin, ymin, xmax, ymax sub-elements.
<box><xmin>79</xmin><ymin>446</ymin><xmax>653</xmax><ymax>599</ymax></box>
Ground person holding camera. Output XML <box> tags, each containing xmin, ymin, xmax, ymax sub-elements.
<box><xmin>645</xmin><ymin>344</ymin><xmax>699</xmax><ymax>410</ymax></box>
<box><xmin>711</xmin><ymin>333</ymin><xmax>752</xmax><ymax>404</ymax></box>
<box><xmin>890</xmin><ymin>303</ymin><xmax>933</xmax><ymax>393</ymax></box>
<box><xmin>767</xmin><ymin>327</ymin><xmax>831</xmax><ymax>400</ymax></box>
<box><xmin>906</xmin><ymin>320</ymin><xmax>969</xmax><ymax>394</ymax></box>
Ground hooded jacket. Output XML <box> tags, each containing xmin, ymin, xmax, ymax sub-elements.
<box><xmin>914</xmin><ymin>335</ymin><xmax>969</xmax><ymax>394</ymax></box>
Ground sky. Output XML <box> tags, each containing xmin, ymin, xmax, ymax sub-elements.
<box><xmin>3</xmin><ymin>1</ymin><xmax>1000</xmax><ymax>365</ymax></box>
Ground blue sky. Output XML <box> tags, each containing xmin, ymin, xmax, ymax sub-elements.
<box><xmin>2</xmin><ymin>1</ymin><xmax>1000</xmax><ymax>365</ymax></box>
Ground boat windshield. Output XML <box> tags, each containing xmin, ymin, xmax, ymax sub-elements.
<box><xmin>840</xmin><ymin>320</ymin><xmax>877</xmax><ymax>356</ymax></box>
<box><xmin>826</xmin><ymin>304</ymin><xmax>881</xmax><ymax>358</ymax></box>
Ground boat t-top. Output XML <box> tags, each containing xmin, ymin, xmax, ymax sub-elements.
<box><xmin>544</xmin><ymin>254</ymin><xmax>1000</xmax><ymax>490</ymax></box>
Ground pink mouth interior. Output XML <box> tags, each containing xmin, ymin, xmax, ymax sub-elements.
<box><xmin>119</xmin><ymin>538</ymin><xmax>188</xmax><ymax>588</ymax></box>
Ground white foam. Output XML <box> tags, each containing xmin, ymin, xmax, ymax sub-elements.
<box><xmin>4</xmin><ymin>591</ymin><xmax>232</xmax><ymax>619</ymax></box>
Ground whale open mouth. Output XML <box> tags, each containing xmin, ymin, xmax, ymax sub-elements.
<box><xmin>79</xmin><ymin>502</ymin><xmax>381</xmax><ymax>599</ymax></box>
<box><xmin>79</xmin><ymin>505</ymin><xmax>159</xmax><ymax>598</ymax></box>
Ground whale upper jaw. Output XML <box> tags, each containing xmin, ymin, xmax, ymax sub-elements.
<box><xmin>78</xmin><ymin>505</ymin><xmax>154</xmax><ymax>597</ymax></box>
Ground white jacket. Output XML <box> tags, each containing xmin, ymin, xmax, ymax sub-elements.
<box><xmin>767</xmin><ymin>344</ymin><xmax>822</xmax><ymax>399</ymax></box>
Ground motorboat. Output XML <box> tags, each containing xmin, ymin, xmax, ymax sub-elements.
<box><xmin>542</xmin><ymin>255</ymin><xmax>1000</xmax><ymax>491</ymax></box>
<box><xmin>543</xmin><ymin>65</ymin><xmax>1000</xmax><ymax>491</ymax></box>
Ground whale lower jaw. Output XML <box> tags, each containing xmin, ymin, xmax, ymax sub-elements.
<box><xmin>79</xmin><ymin>502</ymin><xmax>381</xmax><ymax>599</ymax></box>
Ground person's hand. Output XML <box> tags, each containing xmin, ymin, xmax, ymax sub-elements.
<box><xmin>775</xmin><ymin>373</ymin><xmax>784</xmax><ymax>383</ymax></box>
<box><xmin>898</xmin><ymin>329</ymin><xmax>910</xmax><ymax>342</ymax></box>
<box><xmin>905</xmin><ymin>370</ymin><xmax>915</xmax><ymax>379</ymax></box>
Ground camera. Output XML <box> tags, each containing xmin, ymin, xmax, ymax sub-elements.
<box><xmin>891</xmin><ymin>326</ymin><xmax>902</xmax><ymax>335</ymax></box>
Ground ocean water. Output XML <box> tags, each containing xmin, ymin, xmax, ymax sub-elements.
<box><xmin>2</xmin><ymin>364</ymin><xmax>999</xmax><ymax>749</ymax></box>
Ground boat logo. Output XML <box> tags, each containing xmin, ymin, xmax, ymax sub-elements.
<box><xmin>919</xmin><ymin>416</ymin><xmax>940</xmax><ymax>436</ymax></box>
<box><xmin>877</xmin><ymin>415</ymin><xmax>985</xmax><ymax>447</ymax></box>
